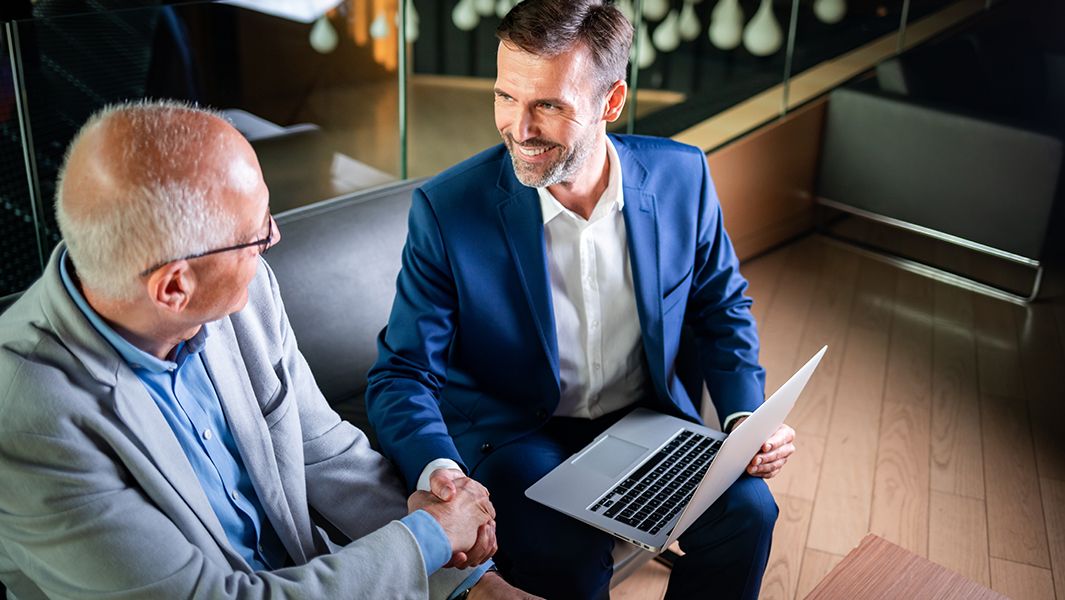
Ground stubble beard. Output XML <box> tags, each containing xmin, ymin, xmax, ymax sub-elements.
<box><xmin>503</xmin><ymin>130</ymin><xmax>595</xmax><ymax>189</ymax></box>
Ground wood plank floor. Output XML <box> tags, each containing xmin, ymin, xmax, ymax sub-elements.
<box><xmin>614</xmin><ymin>236</ymin><xmax>1065</xmax><ymax>600</ymax></box>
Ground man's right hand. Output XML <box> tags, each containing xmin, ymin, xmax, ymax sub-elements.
<box><xmin>408</xmin><ymin>475</ymin><xmax>497</xmax><ymax>567</ymax></box>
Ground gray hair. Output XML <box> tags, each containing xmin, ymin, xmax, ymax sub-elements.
<box><xmin>55</xmin><ymin>100</ymin><xmax>238</xmax><ymax>301</ymax></box>
<box><xmin>497</xmin><ymin>0</ymin><xmax>633</xmax><ymax>96</ymax></box>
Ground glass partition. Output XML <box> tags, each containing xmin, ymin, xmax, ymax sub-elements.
<box><xmin>0</xmin><ymin>25</ymin><xmax>41</xmax><ymax>298</ymax></box>
<box><xmin>0</xmin><ymin>0</ymin><xmax>994</xmax><ymax>298</ymax></box>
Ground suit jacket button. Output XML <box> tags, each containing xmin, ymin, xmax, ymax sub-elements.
<box><xmin>480</xmin><ymin>442</ymin><xmax>493</xmax><ymax>453</ymax></box>
<box><xmin>535</xmin><ymin>408</ymin><xmax>548</xmax><ymax>420</ymax></box>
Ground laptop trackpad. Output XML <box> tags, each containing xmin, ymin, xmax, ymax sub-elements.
<box><xmin>573</xmin><ymin>435</ymin><xmax>648</xmax><ymax>479</ymax></box>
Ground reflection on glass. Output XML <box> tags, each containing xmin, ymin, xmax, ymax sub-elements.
<box><xmin>0</xmin><ymin>26</ymin><xmax>43</xmax><ymax>297</ymax></box>
<box><xmin>405</xmin><ymin>0</ymin><xmax>504</xmax><ymax>178</ymax></box>
<box><xmin>630</xmin><ymin>0</ymin><xmax>922</xmax><ymax>137</ymax></box>
<box><xmin>6</xmin><ymin>0</ymin><xmax>401</xmax><ymax>226</ymax></box>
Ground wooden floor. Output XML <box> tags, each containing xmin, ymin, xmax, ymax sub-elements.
<box><xmin>614</xmin><ymin>235</ymin><xmax>1065</xmax><ymax>600</ymax></box>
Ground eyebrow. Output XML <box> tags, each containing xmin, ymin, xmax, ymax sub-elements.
<box><xmin>493</xmin><ymin>88</ymin><xmax>571</xmax><ymax>108</ymax></box>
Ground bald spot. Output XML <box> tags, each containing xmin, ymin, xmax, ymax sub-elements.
<box><xmin>60</xmin><ymin>108</ymin><xmax>261</xmax><ymax>223</ymax></box>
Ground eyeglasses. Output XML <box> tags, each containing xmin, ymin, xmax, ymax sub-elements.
<box><xmin>139</xmin><ymin>215</ymin><xmax>275</xmax><ymax>277</ymax></box>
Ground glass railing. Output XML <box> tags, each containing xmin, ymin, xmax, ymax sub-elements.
<box><xmin>0</xmin><ymin>0</ymin><xmax>991</xmax><ymax>298</ymax></box>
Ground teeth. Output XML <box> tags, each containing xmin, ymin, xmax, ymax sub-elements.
<box><xmin>518</xmin><ymin>145</ymin><xmax>551</xmax><ymax>157</ymax></box>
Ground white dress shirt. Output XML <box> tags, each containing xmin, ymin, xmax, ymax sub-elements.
<box><xmin>537</xmin><ymin>137</ymin><xmax>646</xmax><ymax>419</ymax></box>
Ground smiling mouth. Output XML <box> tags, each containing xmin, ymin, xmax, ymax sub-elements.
<box><xmin>518</xmin><ymin>145</ymin><xmax>552</xmax><ymax>157</ymax></box>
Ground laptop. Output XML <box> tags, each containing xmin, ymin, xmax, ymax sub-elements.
<box><xmin>526</xmin><ymin>346</ymin><xmax>827</xmax><ymax>553</ymax></box>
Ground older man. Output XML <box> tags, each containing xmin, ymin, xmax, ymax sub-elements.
<box><xmin>0</xmin><ymin>102</ymin><xmax>532</xmax><ymax>599</ymax></box>
<box><xmin>367</xmin><ymin>1</ymin><xmax>795</xmax><ymax>598</ymax></box>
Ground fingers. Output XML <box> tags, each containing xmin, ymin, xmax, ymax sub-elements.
<box><xmin>748</xmin><ymin>456</ymin><xmax>788</xmax><ymax>477</ymax></box>
<box><xmin>751</xmin><ymin>442</ymin><xmax>796</xmax><ymax>466</ymax></box>
<box><xmin>444</xmin><ymin>551</ymin><xmax>468</xmax><ymax>569</ymax></box>
<box><xmin>463</xmin><ymin>521</ymin><xmax>498</xmax><ymax>566</ymax></box>
<box><xmin>760</xmin><ymin>424</ymin><xmax>796</xmax><ymax>453</ymax></box>
<box><xmin>430</xmin><ymin>469</ymin><xmax>461</xmax><ymax>502</ymax></box>
<box><xmin>453</xmin><ymin>478</ymin><xmax>496</xmax><ymax>520</ymax></box>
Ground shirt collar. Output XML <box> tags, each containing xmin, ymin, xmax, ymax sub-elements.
<box><xmin>538</xmin><ymin>136</ymin><xmax>624</xmax><ymax>225</ymax></box>
<box><xmin>59</xmin><ymin>250</ymin><xmax>207</xmax><ymax>373</ymax></box>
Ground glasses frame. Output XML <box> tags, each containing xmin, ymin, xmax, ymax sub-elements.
<box><xmin>139</xmin><ymin>216</ymin><xmax>274</xmax><ymax>277</ymax></box>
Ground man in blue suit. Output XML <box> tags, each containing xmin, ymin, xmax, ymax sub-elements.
<box><xmin>367</xmin><ymin>1</ymin><xmax>797</xmax><ymax>598</ymax></box>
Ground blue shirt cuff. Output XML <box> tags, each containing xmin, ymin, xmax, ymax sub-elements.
<box><xmin>447</xmin><ymin>561</ymin><xmax>495</xmax><ymax>600</ymax></box>
<box><xmin>400</xmin><ymin>510</ymin><xmax>452</xmax><ymax>574</ymax></box>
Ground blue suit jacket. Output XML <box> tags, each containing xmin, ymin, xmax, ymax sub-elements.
<box><xmin>367</xmin><ymin>134</ymin><xmax>765</xmax><ymax>489</ymax></box>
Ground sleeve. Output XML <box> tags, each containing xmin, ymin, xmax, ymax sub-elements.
<box><xmin>0</xmin><ymin>425</ymin><xmax>431</xmax><ymax>600</ymax></box>
<box><xmin>686</xmin><ymin>151</ymin><xmax>767</xmax><ymax>418</ymax></box>
<box><xmin>365</xmin><ymin>188</ymin><xmax>468</xmax><ymax>489</ymax></box>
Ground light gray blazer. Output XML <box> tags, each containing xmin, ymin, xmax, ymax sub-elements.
<box><xmin>0</xmin><ymin>247</ymin><xmax>470</xmax><ymax>599</ymax></box>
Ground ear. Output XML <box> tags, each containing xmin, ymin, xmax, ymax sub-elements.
<box><xmin>602</xmin><ymin>80</ymin><xmax>628</xmax><ymax>123</ymax></box>
<box><xmin>146</xmin><ymin>261</ymin><xmax>195</xmax><ymax>313</ymax></box>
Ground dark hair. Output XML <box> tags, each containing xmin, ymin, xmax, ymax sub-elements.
<box><xmin>497</xmin><ymin>0</ymin><xmax>633</xmax><ymax>95</ymax></box>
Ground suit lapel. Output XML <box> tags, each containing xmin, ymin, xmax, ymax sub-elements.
<box><xmin>496</xmin><ymin>167</ymin><xmax>560</xmax><ymax>383</ymax></box>
<box><xmin>110</xmin><ymin>374</ymin><xmax>236</xmax><ymax>557</ymax></box>
<box><xmin>201</xmin><ymin>318</ymin><xmax>307</xmax><ymax>564</ymax></box>
<box><xmin>616</xmin><ymin>138</ymin><xmax>667</xmax><ymax>382</ymax></box>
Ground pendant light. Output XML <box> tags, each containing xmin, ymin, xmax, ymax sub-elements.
<box><xmin>742</xmin><ymin>0</ymin><xmax>783</xmax><ymax>56</ymax></box>
<box><xmin>708</xmin><ymin>0</ymin><xmax>743</xmax><ymax>51</ymax></box>
<box><xmin>309</xmin><ymin>16</ymin><xmax>339</xmax><ymax>53</ymax></box>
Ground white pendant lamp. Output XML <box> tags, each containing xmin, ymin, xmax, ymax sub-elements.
<box><xmin>708</xmin><ymin>0</ymin><xmax>743</xmax><ymax>51</ymax></box>
<box><xmin>452</xmin><ymin>0</ymin><xmax>480</xmax><ymax>31</ymax></box>
<box><xmin>742</xmin><ymin>0</ymin><xmax>783</xmax><ymax>56</ymax></box>
<box><xmin>495</xmin><ymin>0</ymin><xmax>511</xmax><ymax>18</ymax></box>
<box><xmin>679</xmin><ymin>0</ymin><xmax>701</xmax><ymax>41</ymax></box>
<box><xmin>370</xmin><ymin>12</ymin><xmax>389</xmax><ymax>39</ymax></box>
<box><xmin>813</xmin><ymin>0</ymin><xmax>847</xmax><ymax>24</ymax></box>
<box><xmin>309</xmin><ymin>16</ymin><xmax>339</xmax><ymax>53</ymax></box>
<box><xmin>631</xmin><ymin>22</ymin><xmax>656</xmax><ymax>68</ymax></box>
<box><xmin>474</xmin><ymin>0</ymin><xmax>495</xmax><ymax>17</ymax></box>
<box><xmin>643</xmin><ymin>0</ymin><xmax>670</xmax><ymax>22</ymax></box>
<box><xmin>617</xmin><ymin>0</ymin><xmax>636</xmax><ymax>23</ymax></box>
<box><xmin>653</xmin><ymin>9</ymin><xmax>681</xmax><ymax>52</ymax></box>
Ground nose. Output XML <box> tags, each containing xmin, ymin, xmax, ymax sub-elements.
<box><xmin>267</xmin><ymin>214</ymin><xmax>281</xmax><ymax>250</ymax></box>
<box><xmin>512</xmin><ymin>107</ymin><xmax>539</xmax><ymax>143</ymax></box>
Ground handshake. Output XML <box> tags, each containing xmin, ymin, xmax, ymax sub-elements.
<box><xmin>407</xmin><ymin>468</ymin><xmax>498</xmax><ymax>568</ymax></box>
<box><xmin>407</xmin><ymin>469</ymin><xmax>543</xmax><ymax>599</ymax></box>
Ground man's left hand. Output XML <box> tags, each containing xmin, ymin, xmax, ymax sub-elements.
<box><xmin>736</xmin><ymin>420</ymin><xmax>795</xmax><ymax>478</ymax></box>
<box><xmin>468</xmin><ymin>571</ymin><xmax>544</xmax><ymax>600</ymax></box>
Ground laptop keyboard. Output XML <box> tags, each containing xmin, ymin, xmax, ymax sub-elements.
<box><xmin>588</xmin><ymin>430</ymin><xmax>722</xmax><ymax>535</ymax></box>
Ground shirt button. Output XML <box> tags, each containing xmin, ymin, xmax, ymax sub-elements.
<box><xmin>591</xmin><ymin>320</ymin><xmax>599</xmax><ymax>328</ymax></box>
<box><xmin>231</xmin><ymin>491</ymin><xmax>239</xmax><ymax>502</ymax></box>
<box><xmin>203</xmin><ymin>429</ymin><xmax>213</xmax><ymax>441</ymax></box>
<box><xmin>593</xmin><ymin>363</ymin><xmax>601</xmax><ymax>371</ymax></box>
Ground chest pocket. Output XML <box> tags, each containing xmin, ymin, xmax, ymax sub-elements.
<box><xmin>662</xmin><ymin>264</ymin><xmax>694</xmax><ymax>314</ymax></box>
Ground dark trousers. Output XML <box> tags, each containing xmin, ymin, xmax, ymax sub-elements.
<box><xmin>471</xmin><ymin>410</ymin><xmax>778</xmax><ymax>600</ymax></box>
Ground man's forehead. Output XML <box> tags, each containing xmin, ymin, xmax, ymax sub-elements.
<box><xmin>495</xmin><ymin>42</ymin><xmax>593</xmax><ymax>95</ymax></box>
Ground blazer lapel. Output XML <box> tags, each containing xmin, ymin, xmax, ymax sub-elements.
<box><xmin>201</xmin><ymin>318</ymin><xmax>308</xmax><ymax>564</ymax></box>
<box><xmin>615</xmin><ymin>138</ymin><xmax>667</xmax><ymax>385</ymax></box>
<box><xmin>110</xmin><ymin>380</ymin><xmax>237</xmax><ymax>547</ymax></box>
<box><xmin>496</xmin><ymin>166</ymin><xmax>560</xmax><ymax>383</ymax></box>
